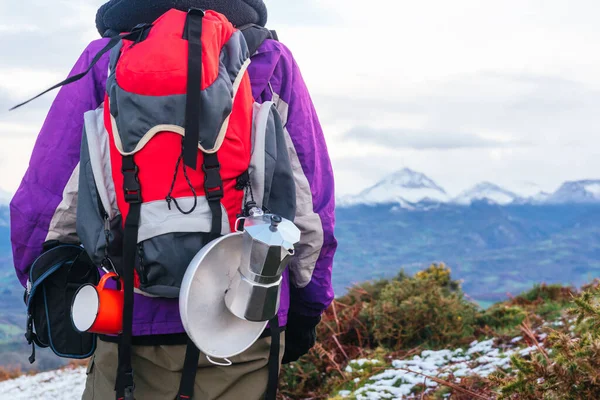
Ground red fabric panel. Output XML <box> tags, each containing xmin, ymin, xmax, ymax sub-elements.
<box><xmin>103</xmin><ymin>9</ymin><xmax>254</xmax><ymax>289</ymax></box>
<box><xmin>105</xmin><ymin>74</ymin><xmax>253</xmax><ymax>230</ymax></box>
<box><xmin>116</xmin><ymin>9</ymin><xmax>235</xmax><ymax>95</ymax></box>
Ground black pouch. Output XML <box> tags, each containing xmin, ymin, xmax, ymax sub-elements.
<box><xmin>24</xmin><ymin>241</ymin><xmax>100</xmax><ymax>363</ymax></box>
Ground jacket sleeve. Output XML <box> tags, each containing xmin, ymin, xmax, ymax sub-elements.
<box><xmin>10</xmin><ymin>39</ymin><xmax>110</xmax><ymax>287</ymax></box>
<box><xmin>270</xmin><ymin>44</ymin><xmax>337</xmax><ymax>317</ymax></box>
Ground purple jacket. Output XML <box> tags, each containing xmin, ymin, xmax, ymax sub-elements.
<box><xmin>10</xmin><ymin>37</ymin><xmax>336</xmax><ymax>335</ymax></box>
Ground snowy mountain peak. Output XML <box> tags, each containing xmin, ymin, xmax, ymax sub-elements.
<box><xmin>337</xmin><ymin>169</ymin><xmax>449</xmax><ymax>207</ymax></box>
<box><xmin>336</xmin><ymin>168</ymin><xmax>600</xmax><ymax>208</ymax></box>
<box><xmin>453</xmin><ymin>182</ymin><xmax>520</xmax><ymax>205</ymax></box>
<box><xmin>547</xmin><ymin>180</ymin><xmax>600</xmax><ymax>204</ymax></box>
<box><xmin>374</xmin><ymin>168</ymin><xmax>447</xmax><ymax>193</ymax></box>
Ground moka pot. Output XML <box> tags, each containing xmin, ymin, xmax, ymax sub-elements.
<box><xmin>225</xmin><ymin>208</ymin><xmax>300</xmax><ymax>322</ymax></box>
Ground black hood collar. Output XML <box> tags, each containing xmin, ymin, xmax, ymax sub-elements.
<box><xmin>96</xmin><ymin>0</ymin><xmax>268</xmax><ymax>36</ymax></box>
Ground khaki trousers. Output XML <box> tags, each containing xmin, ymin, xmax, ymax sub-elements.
<box><xmin>82</xmin><ymin>333</ymin><xmax>285</xmax><ymax>400</ymax></box>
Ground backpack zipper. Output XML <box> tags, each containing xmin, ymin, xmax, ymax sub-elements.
<box><xmin>137</xmin><ymin>244</ymin><xmax>147</xmax><ymax>285</ymax></box>
<box><xmin>95</xmin><ymin>189</ymin><xmax>116</xmax><ymax>274</ymax></box>
<box><xmin>100</xmin><ymin>212</ymin><xmax>115</xmax><ymax>274</ymax></box>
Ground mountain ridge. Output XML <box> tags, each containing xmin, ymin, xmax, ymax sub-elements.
<box><xmin>337</xmin><ymin>168</ymin><xmax>450</xmax><ymax>207</ymax></box>
<box><xmin>453</xmin><ymin>181</ymin><xmax>521</xmax><ymax>205</ymax></box>
<box><xmin>337</xmin><ymin>168</ymin><xmax>600</xmax><ymax>208</ymax></box>
<box><xmin>547</xmin><ymin>179</ymin><xmax>600</xmax><ymax>204</ymax></box>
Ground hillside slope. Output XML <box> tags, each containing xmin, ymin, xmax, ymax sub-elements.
<box><xmin>277</xmin><ymin>264</ymin><xmax>591</xmax><ymax>399</ymax></box>
<box><xmin>334</xmin><ymin>203</ymin><xmax>600</xmax><ymax>304</ymax></box>
<box><xmin>1</xmin><ymin>265</ymin><xmax>598</xmax><ymax>399</ymax></box>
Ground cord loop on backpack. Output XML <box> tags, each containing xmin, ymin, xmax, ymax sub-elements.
<box><xmin>165</xmin><ymin>140</ymin><xmax>198</xmax><ymax>215</ymax></box>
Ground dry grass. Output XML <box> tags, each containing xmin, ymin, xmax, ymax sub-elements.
<box><xmin>278</xmin><ymin>264</ymin><xmax>489</xmax><ymax>399</ymax></box>
<box><xmin>0</xmin><ymin>358</ymin><xmax>90</xmax><ymax>383</ymax></box>
<box><xmin>0</xmin><ymin>366</ymin><xmax>34</xmax><ymax>382</ymax></box>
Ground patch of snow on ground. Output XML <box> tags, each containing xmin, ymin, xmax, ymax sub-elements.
<box><xmin>337</xmin><ymin>338</ymin><xmax>540</xmax><ymax>399</ymax></box>
<box><xmin>0</xmin><ymin>367</ymin><xmax>86</xmax><ymax>400</ymax></box>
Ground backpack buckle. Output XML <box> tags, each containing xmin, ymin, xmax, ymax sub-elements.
<box><xmin>205</xmin><ymin>187</ymin><xmax>224</xmax><ymax>202</ymax></box>
<box><xmin>203</xmin><ymin>163</ymin><xmax>223</xmax><ymax>202</ymax></box>
<box><xmin>235</xmin><ymin>170</ymin><xmax>251</xmax><ymax>190</ymax></box>
<box><xmin>124</xmin><ymin>386</ymin><xmax>135</xmax><ymax>400</ymax></box>
<box><xmin>120</xmin><ymin>371</ymin><xmax>135</xmax><ymax>400</ymax></box>
<box><xmin>122</xmin><ymin>164</ymin><xmax>142</xmax><ymax>204</ymax></box>
<box><xmin>124</xmin><ymin>189</ymin><xmax>142</xmax><ymax>204</ymax></box>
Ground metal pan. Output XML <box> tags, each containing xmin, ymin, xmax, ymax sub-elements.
<box><xmin>179</xmin><ymin>232</ymin><xmax>268</xmax><ymax>359</ymax></box>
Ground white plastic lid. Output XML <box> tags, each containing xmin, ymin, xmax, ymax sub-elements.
<box><xmin>72</xmin><ymin>285</ymin><xmax>99</xmax><ymax>332</ymax></box>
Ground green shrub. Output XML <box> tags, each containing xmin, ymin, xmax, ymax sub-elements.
<box><xmin>278</xmin><ymin>264</ymin><xmax>481</xmax><ymax>399</ymax></box>
<box><xmin>278</xmin><ymin>265</ymin><xmax>580</xmax><ymax>400</ymax></box>
<box><xmin>477</xmin><ymin>305</ymin><xmax>527</xmax><ymax>334</ymax></box>
<box><xmin>517</xmin><ymin>284</ymin><xmax>574</xmax><ymax>303</ymax></box>
<box><xmin>494</xmin><ymin>285</ymin><xmax>600</xmax><ymax>400</ymax></box>
<box><xmin>367</xmin><ymin>264</ymin><xmax>479</xmax><ymax>349</ymax></box>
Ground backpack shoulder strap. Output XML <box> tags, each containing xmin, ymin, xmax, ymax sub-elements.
<box><xmin>238</xmin><ymin>24</ymin><xmax>278</xmax><ymax>56</ymax></box>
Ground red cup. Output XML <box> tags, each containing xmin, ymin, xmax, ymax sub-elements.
<box><xmin>71</xmin><ymin>272</ymin><xmax>124</xmax><ymax>335</ymax></box>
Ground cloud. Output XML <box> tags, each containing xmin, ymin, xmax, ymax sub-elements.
<box><xmin>323</xmin><ymin>69</ymin><xmax>600</xmax><ymax>195</ymax></box>
<box><xmin>1</xmin><ymin>0</ymin><xmax>600</xmax><ymax>197</ymax></box>
<box><xmin>0</xmin><ymin>1</ymin><xmax>101</xmax><ymax>71</ymax></box>
<box><xmin>0</xmin><ymin>86</ymin><xmax>52</xmax><ymax>121</ymax></box>
<box><xmin>266</xmin><ymin>0</ymin><xmax>341</xmax><ymax>27</ymax></box>
<box><xmin>318</xmin><ymin>71</ymin><xmax>600</xmax><ymax>146</ymax></box>
<box><xmin>0</xmin><ymin>24</ymin><xmax>40</xmax><ymax>33</ymax></box>
<box><xmin>0</xmin><ymin>30</ymin><xmax>93</xmax><ymax>70</ymax></box>
<box><xmin>343</xmin><ymin>126</ymin><xmax>526</xmax><ymax>150</ymax></box>
<box><xmin>0</xmin><ymin>89</ymin><xmax>13</xmax><ymax>111</ymax></box>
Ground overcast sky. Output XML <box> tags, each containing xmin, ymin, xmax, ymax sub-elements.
<box><xmin>1</xmin><ymin>0</ymin><xmax>599</xmax><ymax>197</ymax></box>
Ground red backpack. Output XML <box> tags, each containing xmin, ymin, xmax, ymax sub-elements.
<box><xmin>10</xmin><ymin>8</ymin><xmax>293</xmax><ymax>400</ymax></box>
<box><xmin>87</xmin><ymin>9</ymin><xmax>256</xmax><ymax>296</ymax></box>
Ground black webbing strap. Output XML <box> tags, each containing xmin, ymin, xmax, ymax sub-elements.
<box><xmin>183</xmin><ymin>9</ymin><xmax>204</xmax><ymax>170</ymax></box>
<box><xmin>264</xmin><ymin>316</ymin><xmax>281</xmax><ymax>400</ymax></box>
<box><xmin>203</xmin><ymin>152</ymin><xmax>223</xmax><ymax>241</ymax></box>
<box><xmin>177</xmin><ymin>319</ymin><xmax>280</xmax><ymax>400</ymax></box>
<box><xmin>9</xmin><ymin>24</ymin><xmax>151</xmax><ymax>111</ymax></box>
<box><xmin>24</xmin><ymin>315</ymin><xmax>44</xmax><ymax>364</ymax></box>
<box><xmin>115</xmin><ymin>155</ymin><xmax>142</xmax><ymax>400</ymax></box>
<box><xmin>177</xmin><ymin>340</ymin><xmax>202</xmax><ymax>399</ymax></box>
